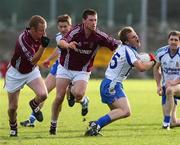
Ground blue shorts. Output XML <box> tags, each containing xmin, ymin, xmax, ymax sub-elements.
<box><xmin>49</xmin><ymin>60</ymin><xmax>59</xmax><ymax>76</ymax></box>
<box><xmin>162</xmin><ymin>86</ymin><xmax>180</xmax><ymax>105</ymax></box>
<box><xmin>100</xmin><ymin>78</ymin><xmax>126</xmax><ymax>105</ymax></box>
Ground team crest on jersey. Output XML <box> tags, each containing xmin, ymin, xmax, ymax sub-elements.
<box><xmin>163</xmin><ymin>62</ymin><xmax>167</xmax><ymax>66</ymax></box>
<box><xmin>176</xmin><ymin>62</ymin><xmax>180</xmax><ymax>68</ymax></box>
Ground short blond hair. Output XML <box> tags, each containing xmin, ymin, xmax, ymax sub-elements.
<box><xmin>29</xmin><ymin>15</ymin><xmax>47</xmax><ymax>29</ymax></box>
<box><xmin>118</xmin><ymin>26</ymin><xmax>134</xmax><ymax>44</ymax></box>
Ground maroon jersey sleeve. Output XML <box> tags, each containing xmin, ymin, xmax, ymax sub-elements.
<box><xmin>96</xmin><ymin>29</ymin><xmax>120</xmax><ymax>51</ymax></box>
<box><xmin>62</xmin><ymin>24</ymin><xmax>81</xmax><ymax>43</ymax></box>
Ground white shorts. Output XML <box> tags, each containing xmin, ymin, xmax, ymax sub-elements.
<box><xmin>56</xmin><ymin>64</ymin><xmax>91</xmax><ymax>83</ymax></box>
<box><xmin>5</xmin><ymin>66</ymin><xmax>41</xmax><ymax>93</ymax></box>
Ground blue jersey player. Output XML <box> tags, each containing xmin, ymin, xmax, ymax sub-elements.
<box><xmin>154</xmin><ymin>31</ymin><xmax>180</xmax><ymax>130</ymax></box>
<box><xmin>85</xmin><ymin>26</ymin><xmax>155</xmax><ymax>136</ymax></box>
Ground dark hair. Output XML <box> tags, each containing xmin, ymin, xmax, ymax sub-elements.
<box><xmin>82</xmin><ymin>9</ymin><xmax>97</xmax><ymax>19</ymax></box>
<box><xmin>118</xmin><ymin>26</ymin><xmax>134</xmax><ymax>44</ymax></box>
<box><xmin>28</xmin><ymin>15</ymin><xmax>46</xmax><ymax>29</ymax></box>
<box><xmin>57</xmin><ymin>14</ymin><xmax>72</xmax><ymax>25</ymax></box>
<box><xmin>168</xmin><ymin>31</ymin><xmax>180</xmax><ymax>40</ymax></box>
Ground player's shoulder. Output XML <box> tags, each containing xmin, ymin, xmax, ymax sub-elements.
<box><xmin>124</xmin><ymin>45</ymin><xmax>137</xmax><ymax>54</ymax></box>
<box><xmin>116</xmin><ymin>44</ymin><xmax>137</xmax><ymax>55</ymax></box>
<box><xmin>56</xmin><ymin>32</ymin><xmax>62</xmax><ymax>37</ymax></box>
<box><xmin>55</xmin><ymin>32</ymin><xmax>63</xmax><ymax>43</ymax></box>
<box><xmin>155</xmin><ymin>45</ymin><xmax>168</xmax><ymax>55</ymax></box>
<box><xmin>95</xmin><ymin>27</ymin><xmax>118</xmax><ymax>39</ymax></box>
<box><xmin>69</xmin><ymin>24</ymin><xmax>82</xmax><ymax>36</ymax></box>
<box><xmin>56</xmin><ymin>32</ymin><xmax>62</xmax><ymax>39</ymax></box>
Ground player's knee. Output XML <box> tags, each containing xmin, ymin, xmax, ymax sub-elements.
<box><xmin>123</xmin><ymin>110</ymin><xmax>131</xmax><ymax>118</ymax></box>
<box><xmin>166</xmin><ymin>86</ymin><xmax>174</xmax><ymax>97</ymax></box>
<box><xmin>8</xmin><ymin>105</ymin><xmax>18</xmax><ymax>114</ymax></box>
<box><xmin>55</xmin><ymin>95</ymin><xmax>64</xmax><ymax>104</ymax></box>
<box><xmin>37</xmin><ymin>92</ymin><xmax>48</xmax><ymax>101</ymax></box>
<box><xmin>121</xmin><ymin>108</ymin><xmax>131</xmax><ymax>118</ymax></box>
<box><xmin>116</xmin><ymin>108</ymin><xmax>131</xmax><ymax>118</ymax></box>
<box><xmin>74</xmin><ymin>91</ymin><xmax>85</xmax><ymax>102</ymax></box>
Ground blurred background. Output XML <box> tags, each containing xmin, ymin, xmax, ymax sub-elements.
<box><xmin>0</xmin><ymin>0</ymin><xmax>179</xmax><ymax>78</ymax></box>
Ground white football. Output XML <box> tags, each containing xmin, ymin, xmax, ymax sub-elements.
<box><xmin>138</xmin><ymin>53</ymin><xmax>151</xmax><ymax>62</ymax></box>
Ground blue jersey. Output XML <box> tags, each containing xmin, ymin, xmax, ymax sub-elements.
<box><xmin>156</xmin><ymin>45</ymin><xmax>180</xmax><ymax>86</ymax></box>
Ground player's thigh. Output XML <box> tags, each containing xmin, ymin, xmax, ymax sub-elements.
<box><xmin>45</xmin><ymin>73</ymin><xmax>56</xmax><ymax>93</ymax></box>
<box><xmin>56</xmin><ymin>78</ymin><xmax>71</xmax><ymax>97</ymax></box>
<box><xmin>72</xmin><ymin>71</ymin><xmax>90</xmax><ymax>94</ymax></box>
<box><xmin>27</xmin><ymin>77</ymin><xmax>47</xmax><ymax>96</ymax></box>
<box><xmin>173</xmin><ymin>84</ymin><xmax>180</xmax><ymax>96</ymax></box>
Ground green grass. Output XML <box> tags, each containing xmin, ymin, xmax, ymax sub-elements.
<box><xmin>1</xmin><ymin>79</ymin><xmax>180</xmax><ymax>145</ymax></box>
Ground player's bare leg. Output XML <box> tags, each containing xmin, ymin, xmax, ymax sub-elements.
<box><xmin>20</xmin><ymin>74</ymin><xmax>56</xmax><ymax>127</ymax></box>
<box><xmin>68</xmin><ymin>80</ymin><xmax>89</xmax><ymax>116</ymax></box>
<box><xmin>27</xmin><ymin>77</ymin><xmax>48</xmax><ymax>122</ymax></box>
<box><xmin>8</xmin><ymin>90</ymin><xmax>20</xmax><ymax>137</ymax></box>
<box><xmin>50</xmin><ymin>78</ymin><xmax>70</xmax><ymax>135</ymax></box>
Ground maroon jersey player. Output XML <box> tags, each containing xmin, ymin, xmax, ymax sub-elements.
<box><xmin>5</xmin><ymin>15</ymin><xmax>50</xmax><ymax>137</ymax></box>
<box><xmin>49</xmin><ymin>9</ymin><xmax>120</xmax><ymax>135</ymax></box>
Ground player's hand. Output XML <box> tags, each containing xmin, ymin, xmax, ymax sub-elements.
<box><xmin>42</xmin><ymin>59</ymin><xmax>50</xmax><ymax>68</ymax></box>
<box><xmin>41</xmin><ymin>36</ymin><xmax>50</xmax><ymax>47</ymax></box>
<box><xmin>68</xmin><ymin>41</ymin><xmax>78</xmax><ymax>49</ymax></box>
<box><xmin>157</xmin><ymin>86</ymin><xmax>162</xmax><ymax>96</ymax></box>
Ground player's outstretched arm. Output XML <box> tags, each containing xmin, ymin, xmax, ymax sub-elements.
<box><xmin>59</xmin><ymin>40</ymin><xmax>77</xmax><ymax>49</ymax></box>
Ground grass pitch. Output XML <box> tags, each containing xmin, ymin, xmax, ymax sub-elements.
<box><xmin>1</xmin><ymin>79</ymin><xmax>180</xmax><ymax>145</ymax></box>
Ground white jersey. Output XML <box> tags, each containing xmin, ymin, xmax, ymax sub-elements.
<box><xmin>105</xmin><ymin>44</ymin><xmax>139</xmax><ymax>82</ymax></box>
<box><xmin>56</xmin><ymin>32</ymin><xmax>63</xmax><ymax>54</ymax></box>
<box><xmin>56</xmin><ymin>32</ymin><xmax>63</xmax><ymax>44</ymax></box>
<box><xmin>156</xmin><ymin>45</ymin><xmax>180</xmax><ymax>86</ymax></box>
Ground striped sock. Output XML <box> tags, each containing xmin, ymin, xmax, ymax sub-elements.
<box><xmin>9</xmin><ymin>120</ymin><xmax>17</xmax><ymax>130</ymax></box>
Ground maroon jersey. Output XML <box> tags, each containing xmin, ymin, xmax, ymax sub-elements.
<box><xmin>60</xmin><ymin>24</ymin><xmax>120</xmax><ymax>72</ymax></box>
<box><xmin>11</xmin><ymin>28</ymin><xmax>41</xmax><ymax>74</ymax></box>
